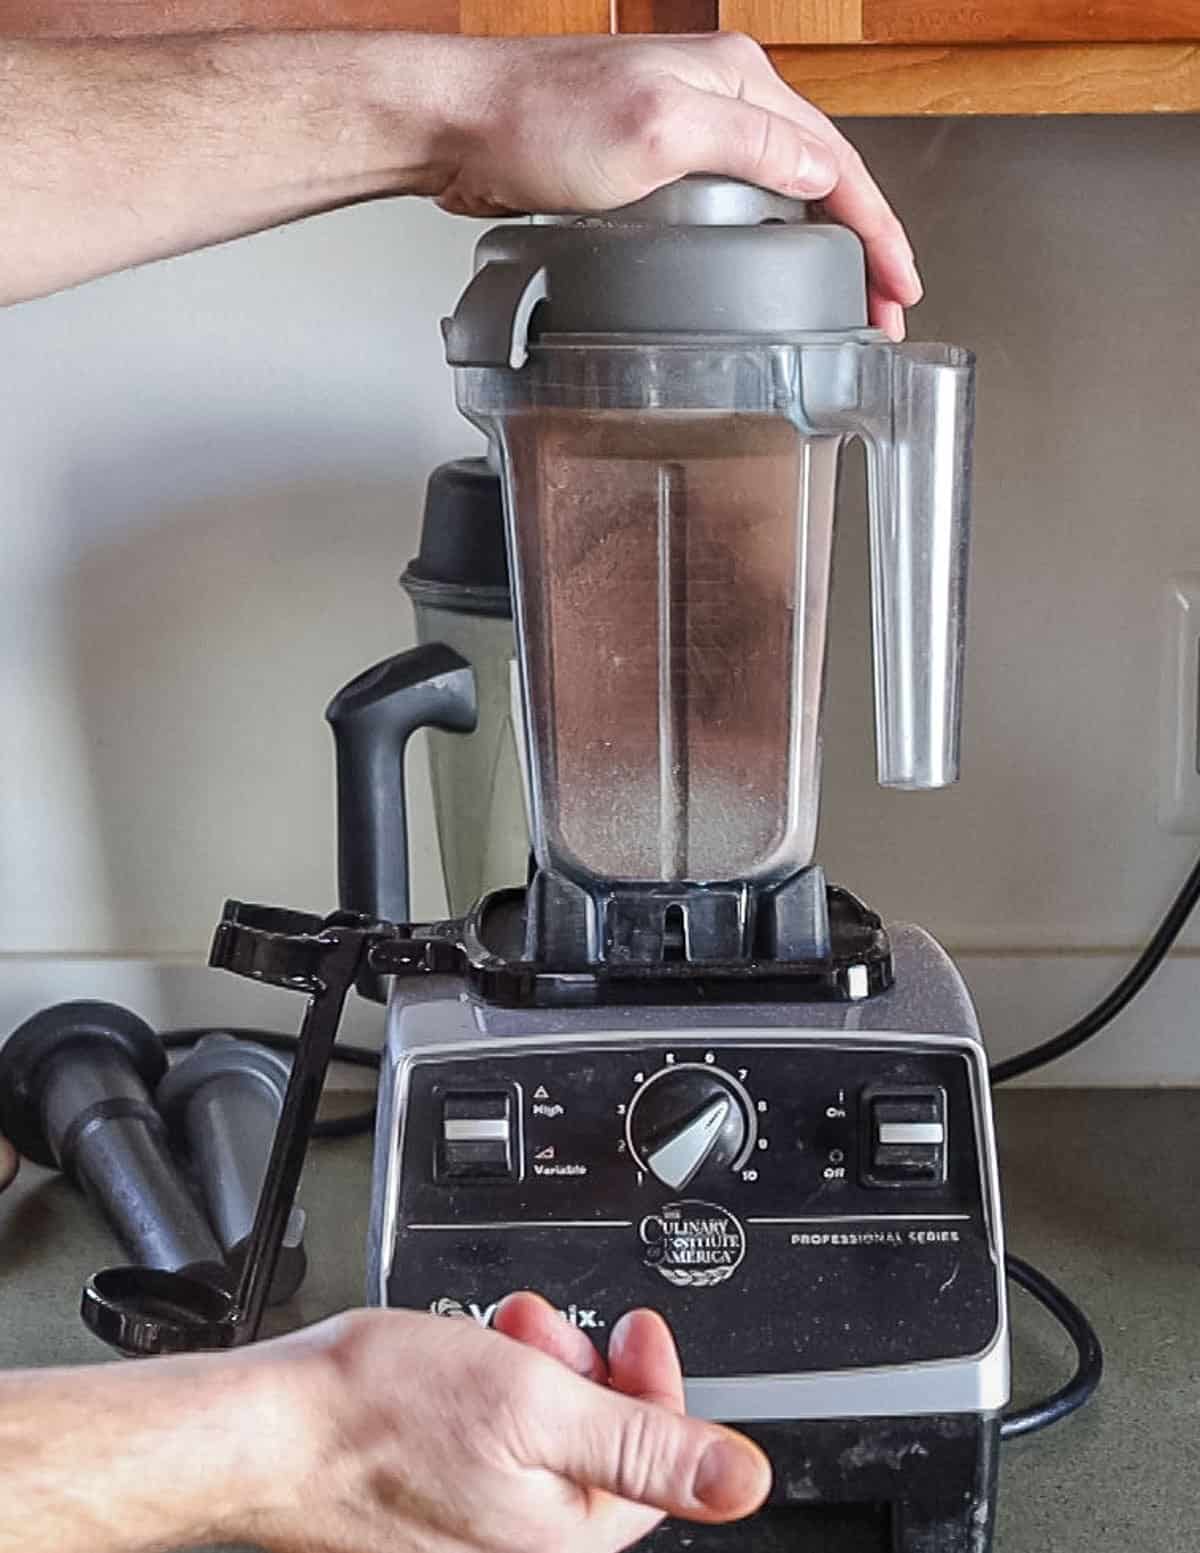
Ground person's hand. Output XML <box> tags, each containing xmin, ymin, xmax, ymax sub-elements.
<box><xmin>247</xmin><ymin>1296</ymin><xmax>770</xmax><ymax>1553</ymax></box>
<box><xmin>4</xmin><ymin>31</ymin><xmax>915</xmax><ymax>328</ymax></box>
<box><xmin>429</xmin><ymin>32</ymin><xmax>919</xmax><ymax>339</ymax></box>
<box><xmin>0</xmin><ymin>1133</ymin><xmax>17</xmax><ymax>1194</ymax></box>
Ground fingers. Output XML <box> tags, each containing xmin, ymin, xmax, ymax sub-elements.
<box><xmin>668</xmin><ymin>87</ymin><xmax>918</xmax><ymax>327</ymax></box>
<box><xmin>491</xmin><ymin>1303</ymin><xmax>770</xmax><ymax>1531</ymax></box>
<box><xmin>0</xmin><ymin>1134</ymin><xmax>17</xmax><ymax>1194</ymax></box>
<box><xmin>708</xmin><ymin>35</ymin><xmax>922</xmax><ymax>316</ymax></box>
<box><xmin>653</xmin><ymin>86</ymin><xmax>838</xmax><ymax>202</ymax></box>
<box><xmin>607</xmin><ymin>1309</ymin><xmax>685</xmax><ymax>1415</ymax></box>
<box><xmin>869</xmin><ymin>286</ymin><xmax>907</xmax><ymax>342</ymax></box>
<box><xmin>494</xmin><ymin>1292</ymin><xmax>608</xmax><ymax>1383</ymax></box>
<box><xmin>534</xmin><ymin>1365</ymin><xmax>771</xmax><ymax>1523</ymax></box>
<box><xmin>820</xmin><ymin>166</ymin><xmax>923</xmax><ymax>310</ymax></box>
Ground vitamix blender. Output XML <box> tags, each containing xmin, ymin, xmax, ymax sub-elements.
<box><xmin>93</xmin><ymin>178</ymin><xmax>1008</xmax><ymax>1551</ymax></box>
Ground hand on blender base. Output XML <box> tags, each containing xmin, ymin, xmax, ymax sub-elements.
<box><xmin>262</xmin><ymin>1296</ymin><xmax>770</xmax><ymax>1553</ymax></box>
<box><xmin>0</xmin><ymin>1296</ymin><xmax>769</xmax><ymax>1553</ymax></box>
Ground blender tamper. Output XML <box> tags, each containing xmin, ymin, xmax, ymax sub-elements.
<box><xmin>157</xmin><ymin>1033</ymin><xmax>307</xmax><ymax>1304</ymax></box>
<box><xmin>0</xmin><ymin>1001</ymin><xmax>237</xmax><ymax>1353</ymax></box>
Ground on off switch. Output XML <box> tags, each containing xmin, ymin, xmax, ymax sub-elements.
<box><xmin>437</xmin><ymin>1090</ymin><xmax>517</xmax><ymax>1181</ymax></box>
<box><xmin>865</xmin><ymin>1089</ymin><xmax>946</xmax><ymax>1186</ymax></box>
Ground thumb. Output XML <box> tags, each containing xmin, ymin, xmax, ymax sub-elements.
<box><xmin>538</xmin><ymin>1372</ymin><xmax>771</xmax><ymax>1523</ymax></box>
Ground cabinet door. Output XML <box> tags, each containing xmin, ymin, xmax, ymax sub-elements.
<box><xmin>718</xmin><ymin>0</ymin><xmax>1200</xmax><ymax>48</ymax></box>
<box><xmin>8</xmin><ymin>0</ymin><xmax>610</xmax><ymax>38</ymax></box>
<box><xmin>612</xmin><ymin>0</ymin><xmax>717</xmax><ymax>28</ymax></box>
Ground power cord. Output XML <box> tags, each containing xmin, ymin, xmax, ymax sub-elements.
<box><xmin>1000</xmin><ymin>1254</ymin><xmax>1103</xmax><ymax>1441</ymax></box>
<box><xmin>990</xmin><ymin>850</ymin><xmax>1200</xmax><ymax>1086</ymax></box>
<box><xmin>976</xmin><ymin>851</ymin><xmax>1200</xmax><ymax>1435</ymax></box>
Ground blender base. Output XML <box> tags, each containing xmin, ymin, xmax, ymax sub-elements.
<box><xmin>370</xmin><ymin>921</ymin><xmax>1009</xmax><ymax>1553</ymax></box>
<box><xmin>638</xmin><ymin>1414</ymin><xmax>999</xmax><ymax>1552</ymax></box>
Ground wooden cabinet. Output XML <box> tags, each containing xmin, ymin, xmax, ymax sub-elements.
<box><xmin>9</xmin><ymin>0</ymin><xmax>608</xmax><ymax>38</ymax></box>
<box><xmin>715</xmin><ymin>0</ymin><xmax>1200</xmax><ymax>112</ymax></box>
<box><xmin>721</xmin><ymin>1</ymin><xmax>1200</xmax><ymax>47</ymax></box>
<box><xmin>7</xmin><ymin>0</ymin><xmax>1200</xmax><ymax>113</ymax></box>
<box><xmin>765</xmin><ymin>40</ymin><xmax>1200</xmax><ymax>114</ymax></box>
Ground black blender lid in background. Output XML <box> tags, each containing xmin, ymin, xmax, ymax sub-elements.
<box><xmin>401</xmin><ymin>457</ymin><xmax>511</xmax><ymax>618</ymax></box>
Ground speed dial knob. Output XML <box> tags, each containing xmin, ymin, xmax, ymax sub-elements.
<box><xmin>626</xmin><ymin>1066</ymin><xmax>756</xmax><ymax>1190</ymax></box>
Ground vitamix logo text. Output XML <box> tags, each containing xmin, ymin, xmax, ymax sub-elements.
<box><xmin>429</xmin><ymin>1297</ymin><xmax>604</xmax><ymax>1330</ymax></box>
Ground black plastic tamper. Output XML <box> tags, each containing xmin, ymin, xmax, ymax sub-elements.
<box><xmin>157</xmin><ymin>1034</ymin><xmax>307</xmax><ymax>1304</ymax></box>
<box><xmin>0</xmin><ymin>1001</ymin><xmax>236</xmax><ymax>1354</ymax></box>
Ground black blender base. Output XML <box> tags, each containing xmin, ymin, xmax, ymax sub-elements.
<box><xmin>639</xmin><ymin>1506</ymin><xmax>887</xmax><ymax>1552</ymax></box>
<box><xmin>635</xmin><ymin>1415</ymin><xmax>999</xmax><ymax>1553</ymax></box>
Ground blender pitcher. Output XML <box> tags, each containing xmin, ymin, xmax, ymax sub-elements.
<box><xmin>398</xmin><ymin>459</ymin><xmax>528</xmax><ymax>915</ymax></box>
<box><xmin>444</xmin><ymin>176</ymin><xmax>973</xmax><ymax>919</ymax></box>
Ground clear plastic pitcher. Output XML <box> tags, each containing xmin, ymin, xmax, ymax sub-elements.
<box><xmin>445</xmin><ymin>179</ymin><xmax>974</xmax><ymax>891</ymax></box>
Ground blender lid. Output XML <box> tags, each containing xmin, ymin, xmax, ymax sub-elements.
<box><xmin>401</xmin><ymin>457</ymin><xmax>511</xmax><ymax>618</ymax></box>
<box><xmin>443</xmin><ymin>175</ymin><xmax>870</xmax><ymax>369</ymax></box>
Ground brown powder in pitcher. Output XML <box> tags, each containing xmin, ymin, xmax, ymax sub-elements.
<box><xmin>504</xmin><ymin>409</ymin><xmax>836</xmax><ymax>882</ymax></box>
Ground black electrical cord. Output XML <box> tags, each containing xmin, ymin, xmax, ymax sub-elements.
<box><xmin>161</xmin><ymin>1026</ymin><xmax>379</xmax><ymax>1138</ymax></box>
<box><xmin>990</xmin><ymin>849</ymin><xmax>1200</xmax><ymax>1085</ymax></box>
<box><xmin>979</xmin><ymin>853</ymin><xmax>1200</xmax><ymax>1433</ymax></box>
<box><xmin>1000</xmin><ymin>1253</ymin><xmax>1104</xmax><ymax>1441</ymax></box>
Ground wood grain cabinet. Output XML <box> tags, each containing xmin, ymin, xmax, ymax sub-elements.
<box><xmin>723</xmin><ymin>0</ymin><xmax>1200</xmax><ymax>46</ymax></box>
<box><xmin>6</xmin><ymin>0</ymin><xmax>609</xmax><ymax>38</ymax></box>
<box><xmin>719</xmin><ymin>0</ymin><xmax>1200</xmax><ymax>113</ymax></box>
<box><xmin>8</xmin><ymin>0</ymin><xmax>1200</xmax><ymax>113</ymax></box>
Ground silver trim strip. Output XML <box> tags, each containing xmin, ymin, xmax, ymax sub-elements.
<box><xmin>394</xmin><ymin>1027</ymin><xmax>988</xmax><ymax>1060</ymax></box>
<box><xmin>747</xmin><ymin>1213</ymin><xmax>970</xmax><ymax>1225</ymax></box>
<box><xmin>409</xmin><ymin>1219</ymin><xmax>634</xmax><ymax>1231</ymax></box>
<box><xmin>684</xmin><ymin>1331</ymin><xmax>1010</xmax><ymax>1421</ymax></box>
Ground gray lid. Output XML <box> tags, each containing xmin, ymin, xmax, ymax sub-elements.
<box><xmin>400</xmin><ymin>457</ymin><xmax>511</xmax><ymax>617</ymax></box>
<box><xmin>443</xmin><ymin>176</ymin><xmax>868</xmax><ymax>369</ymax></box>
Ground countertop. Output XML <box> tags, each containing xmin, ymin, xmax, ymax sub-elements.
<box><xmin>3</xmin><ymin>1090</ymin><xmax>1198</xmax><ymax>1551</ymax></box>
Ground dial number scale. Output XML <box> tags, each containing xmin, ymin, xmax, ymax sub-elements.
<box><xmin>624</xmin><ymin>1062</ymin><xmax>760</xmax><ymax>1190</ymax></box>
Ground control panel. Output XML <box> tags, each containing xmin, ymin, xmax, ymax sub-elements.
<box><xmin>383</xmin><ymin>1038</ymin><xmax>1001</xmax><ymax>1377</ymax></box>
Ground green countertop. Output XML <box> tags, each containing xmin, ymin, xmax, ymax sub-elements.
<box><xmin>3</xmin><ymin>1091</ymin><xmax>1197</xmax><ymax>1550</ymax></box>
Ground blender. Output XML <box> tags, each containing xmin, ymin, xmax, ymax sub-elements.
<box><xmin>87</xmin><ymin>177</ymin><xmax>1007</xmax><ymax>1552</ymax></box>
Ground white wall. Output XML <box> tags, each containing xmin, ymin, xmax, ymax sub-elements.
<box><xmin>0</xmin><ymin>199</ymin><xmax>479</xmax><ymax>1042</ymax></box>
<box><xmin>3</xmin><ymin>117</ymin><xmax>1200</xmax><ymax>1078</ymax></box>
<box><xmin>821</xmin><ymin>115</ymin><xmax>1200</xmax><ymax>1080</ymax></box>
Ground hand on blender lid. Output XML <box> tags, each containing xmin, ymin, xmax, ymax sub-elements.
<box><xmin>434</xmin><ymin>33</ymin><xmax>922</xmax><ymax>339</ymax></box>
<box><xmin>3</xmin><ymin>33</ymin><xmax>918</xmax><ymax>338</ymax></box>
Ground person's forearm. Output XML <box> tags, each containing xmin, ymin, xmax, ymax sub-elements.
<box><xmin>0</xmin><ymin>33</ymin><xmax>462</xmax><ymax>306</ymax></box>
<box><xmin>1</xmin><ymin>32</ymin><xmax>919</xmax><ymax>331</ymax></box>
<box><xmin>0</xmin><ymin>1349</ymin><xmax>310</xmax><ymax>1553</ymax></box>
